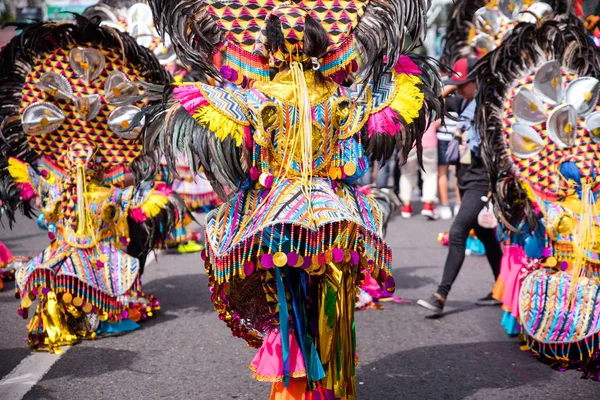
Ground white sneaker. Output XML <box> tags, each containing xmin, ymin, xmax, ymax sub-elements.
<box><xmin>438</xmin><ymin>205</ymin><xmax>453</xmax><ymax>220</ymax></box>
<box><xmin>454</xmin><ymin>204</ymin><xmax>461</xmax><ymax>216</ymax></box>
<box><xmin>420</xmin><ymin>203</ymin><xmax>439</xmax><ymax>220</ymax></box>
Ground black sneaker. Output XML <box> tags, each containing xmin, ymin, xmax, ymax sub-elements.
<box><xmin>417</xmin><ymin>294</ymin><xmax>445</xmax><ymax>315</ymax></box>
<box><xmin>475</xmin><ymin>292</ymin><xmax>502</xmax><ymax>306</ymax></box>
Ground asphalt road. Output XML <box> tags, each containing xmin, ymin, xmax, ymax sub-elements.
<box><xmin>0</xmin><ymin>209</ymin><xmax>599</xmax><ymax>400</ymax></box>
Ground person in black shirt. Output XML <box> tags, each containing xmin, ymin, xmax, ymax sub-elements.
<box><xmin>417</xmin><ymin>58</ymin><xmax>503</xmax><ymax>315</ymax></box>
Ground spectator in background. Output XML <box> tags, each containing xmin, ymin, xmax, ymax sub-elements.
<box><xmin>437</xmin><ymin>93</ymin><xmax>462</xmax><ymax>220</ymax></box>
<box><xmin>359</xmin><ymin>150</ymin><xmax>398</xmax><ymax>189</ymax></box>
<box><xmin>417</xmin><ymin>57</ymin><xmax>503</xmax><ymax>315</ymax></box>
<box><xmin>400</xmin><ymin>120</ymin><xmax>438</xmax><ymax>219</ymax></box>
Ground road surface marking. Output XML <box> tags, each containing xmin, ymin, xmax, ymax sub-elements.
<box><xmin>0</xmin><ymin>252</ymin><xmax>160</xmax><ymax>400</ymax></box>
<box><xmin>0</xmin><ymin>350</ymin><xmax>69</xmax><ymax>399</ymax></box>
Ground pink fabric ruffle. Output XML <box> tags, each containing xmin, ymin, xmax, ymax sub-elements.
<box><xmin>0</xmin><ymin>241</ymin><xmax>13</xmax><ymax>265</ymax></box>
<box><xmin>250</xmin><ymin>330</ymin><xmax>306</xmax><ymax>382</ymax></box>
<box><xmin>499</xmin><ymin>245</ymin><xmax>528</xmax><ymax>320</ymax></box>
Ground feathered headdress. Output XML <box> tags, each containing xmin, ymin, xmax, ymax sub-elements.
<box><xmin>0</xmin><ymin>15</ymin><xmax>169</xmax><ymax>224</ymax></box>
<box><xmin>441</xmin><ymin>0</ymin><xmax>577</xmax><ymax>67</ymax></box>
<box><xmin>147</xmin><ymin>0</ymin><xmax>430</xmax><ymax>86</ymax></box>
<box><xmin>83</xmin><ymin>1</ymin><xmax>177</xmax><ymax>65</ymax></box>
<box><xmin>475</xmin><ymin>18</ymin><xmax>600</xmax><ymax>230</ymax></box>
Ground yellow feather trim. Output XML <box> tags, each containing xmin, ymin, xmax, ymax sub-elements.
<box><xmin>7</xmin><ymin>158</ymin><xmax>32</xmax><ymax>184</ymax></box>
<box><xmin>136</xmin><ymin>192</ymin><xmax>169</xmax><ymax>218</ymax></box>
<box><xmin>193</xmin><ymin>106</ymin><xmax>245</xmax><ymax>147</ymax></box>
<box><xmin>389</xmin><ymin>74</ymin><xmax>424</xmax><ymax>125</ymax></box>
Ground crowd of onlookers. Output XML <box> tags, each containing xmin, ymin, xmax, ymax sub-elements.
<box><xmin>359</xmin><ymin>90</ymin><xmax>462</xmax><ymax>222</ymax></box>
<box><xmin>360</xmin><ymin>58</ymin><xmax>506</xmax><ymax>316</ymax></box>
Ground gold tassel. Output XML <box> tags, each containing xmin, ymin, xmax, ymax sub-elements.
<box><xmin>568</xmin><ymin>183</ymin><xmax>595</xmax><ymax>304</ymax></box>
<box><xmin>76</xmin><ymin>164</ymin><xmax>87</xmax><ymax>235</ymax></box>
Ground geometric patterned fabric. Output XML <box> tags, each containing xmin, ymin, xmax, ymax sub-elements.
<box><xmin>206</xmin><ymin>0</ymin><xmax>368</xmax><ymax>54</ymax></box>
<box><xmin>520</xmin><ymin>269</ymin><xmax>600</xmax><ymax>344</ymax></box>
<box><xmin>21</xmin><ymin>45</ymin><xmax>146</xmax><ymax>168</ymax></box>
<box><xmin>503</xmin><ymin>71</ymin><xmax>600</xmax><ymax>202</ymax></box>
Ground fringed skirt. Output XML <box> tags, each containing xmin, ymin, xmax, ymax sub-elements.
<box><xmin>203</xmin><ymin>178</ymin><xmax>395</xmax><ymax>399</ymax></box>
<box><xmin>519</xmin><ymin>269</ymin><xmax>600</xmax><ymax>379</ymax></box>
<box><xmin>15</xmin><ymin>242</ymin><xmax>140</xmax><ymax>352</ymax></box>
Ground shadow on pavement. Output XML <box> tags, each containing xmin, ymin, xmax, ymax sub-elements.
<box><xmin>142</xmin><ymin>273</ymin><xmax>214</xmax><ymax>317</ymax></box>
<box><xmin>0</xmin><ymin>232</ymin><xmax>48</xmax><ymax>244</ymax></box>
<box><xmin>393</xmin><ymin>265</ymin><xmax>438</xmax><ymax>290</ymax></box>
<box><xmin>356</xmin><ymin>341</ymin><xmax>551</xmax><ymax>400</ymax></box>
<box><xmin>0</xmin><ymin>282</ymin><xmax>18</xmax><ymax>303</ymax></box>
<box><xmin>42</xmin><ymin>347</ymin><xmax>137</xmax><ymax>380</ymax></box>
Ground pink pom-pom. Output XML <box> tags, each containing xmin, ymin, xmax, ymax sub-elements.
<box><xmin>220</xmin><ymin>65</ymin><xmax>237</xmax><ymax>81</ymax></box>
<box><xmin>17</xmin><ymin>183</ymin><xmax>36</xmax><ymax>201</ymax></box>
<box><xmin>243</xmin><ymin>261</ymin><xmax>255</xmax><ymax>276</ymax></box>
<box><xmin>286</xmin><ymin>252</ymin><xmax>298</xmax><ymax>267</ymax></box>
<box><xmin>129</xmin><ymin>207</ymin><xmax>147</xmax><ymax>223</ymax></box>
<box><xmin>332</xmin><ymin>248</ymin><xmax>344</xmax><ymax>263</ymax></box>
<box><xmin>261</xmin><ymin>253</ymin><xmax>274</xmax><ymax>269</ymax></box>
<box><xmin>367</xmin><ymin>107</ymin><xmax>402</xmax><ymax>138</ymax></box>
<box><xmin>394</xmin><ymin>55</ymin><xmax>422</xmax><ymax>75</ymax></box>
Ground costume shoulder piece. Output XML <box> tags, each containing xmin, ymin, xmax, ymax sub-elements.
<box><xmin>442</xmin><ymin>0</ymin><xmax>577</xmax><ymax>65</ymax></box>
<box><xmin>0</xmin><ymin>16</ymin><xmax>169</xmax><ymax>224</ymax></box>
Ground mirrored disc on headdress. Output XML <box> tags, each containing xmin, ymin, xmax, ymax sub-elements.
<box><xmin>74</xmin><ymin>94</ymin><xmax>102</xmax><ymax>121</ymax></box>
<box><xmin>128</xmin><ymin>22</ymin><xmax>154</xmax><ymax>49</ymax></box>
<box><xmin>104</xmin><ymin>71</ymin><xmax>140</xmax><ymax>106</ymax></box>
<box><xmin>472</xmin><ymin>35</ymin><xmax>496</xmax><ymax>58</ymax></box>
<box><xmin>153</xmin><ymin>43</ymin><xmax>177</xmax><ymax>63</ymax></box>
<box><xmin>108</xmin><ymin>105</ymin><xmax>144</xmax><ymax>139</ymax></box>
<box><xmin>513</xmin><ymin>87</ymin><xmax>546</xmax><ymax>125</ymax></box>
<box><xmin>533</xmin><ymin>61</ymin><xmax>563</xmax><ymax>105</ymax></box>
<box><xmin>69</xmin><ymin>47</ymin><xmax>105</xmax><ymax>83</ymax></box>
<box><xmin>153</xmin><ymin>33</ymin><xmax>176</xmax><ymax>63</ymax></box>
<box><xmin>519</xmin><ymin>2</ymin><xmax>553</xmax><ymax>23</ymax></box>
<box><xmin>21</xmin><ymin>102</ymin><xmax>65</xmax><ymax>136</ymax></box>
<box><xmin>35</xmin><ymin>72</ymin><xmax>73</xmax><ymax>101</ymax></box>
<box><xmin>474</xmin><ymin>7</ymin><xmax>501</xmax><ymax>36</ymax></box>
<box><xmin>99</xmin><ymin>21</ymin><xmax>126</xmax><ymax>33</ymax></box>
<box><xmin>498</xmin><ymin>0</ymin><xmax>524</xmax><ymax>21</ymax></box>
<box><xmin>565</xmin><ymin>77</ymin><xmax>600</xmax><ymax>116</ymax></box>
<box><xmin>509</xmin><ymin>122</ymin><xmax>545</xmax><ymax>158</ymax></box>
<box><xmin>584</xmin><ymin>111</ymin><xmax>600</xmax><ymax>143</ymax></box>
<box><xmin>547</xmin><ymin>104</ymin><xmax>577</xmax><ymax>147</ymax></box>
<box><xmin>127</xmin><ymin>3</ymin><xmax>153</xmax><ymax>27</ymax></box>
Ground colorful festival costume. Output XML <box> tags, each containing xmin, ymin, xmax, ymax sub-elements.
<box><xmin>474</xmin><ymin>13</ymin><xmax>600</xmax><ymax>378</ymax></box>
<box><xmin>0</xmin><ymin>17</ymin><xmax>184</xmax><ymax>353</ymax></box>
<box><xmin>0</xmin><ymin>240</ymin><xmax>29</xmax><ymax>291</ymax></box>
<box><xmin>441</xmin><ymin>0</ymin><xmax>574</xmax><ymax>66</ymax></box>
<box><xmin>85</xmin><ymin>0</ymin><xmax>222</xmax><ymax>253</ymax></box>
<box><xmin>140</xmin><ymin>0</ymin><xmax>443</xmax><ymax>397</ymax></box>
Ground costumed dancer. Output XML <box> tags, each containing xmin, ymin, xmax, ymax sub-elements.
<box><xmin>475</xmin><ymin>14</ymin><xmax>600</xmax><ymax>378</ymax></box>
<box><xmin>0</xmin><ymin>17</ymin><xmax>184</xmax><ymax>353</ymax></box>
<box><xmin>441</xmin><ymin>0</ymin><xmax>573</xmax><ymax>67</ymax></box>
<box><xmin>354</xmin><ymin>187</ymin><xmax>406</xmax><ymax>310</ymax></box>
<box><xmin>0</xmin><ymin>240</ymin><xmax>29</xmax><ymax>291</ymax></box>
<box><xmin>142</xmin><ymin>0</ymin><xmax>443</xmax><ymax>397</ymax></box>
<box><xmin>84</xmin><ymin>0</ymin><xmax>215</xmax><ymax>254</ymax></box>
